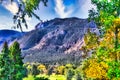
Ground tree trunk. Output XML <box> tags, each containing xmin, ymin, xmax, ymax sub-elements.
<box><xmin>115</xmin><ymin>26</ymin><xmax>119</xmax><ymax>62</ymax></box>
<box><xmin>115</xmin><ymin>27</ymin><xmax>118</xmax><ymax>50</ymax></box>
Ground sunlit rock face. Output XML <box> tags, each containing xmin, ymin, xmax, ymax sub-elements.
<box><xmin>0</xmin><ymin>17</ymin><xmax>100</xmax><ymax>63</ymax></box>
<box><xmin>18</xmin><ymin>17</ymin><xmax>99</xmax><ymax>63</ymax></box>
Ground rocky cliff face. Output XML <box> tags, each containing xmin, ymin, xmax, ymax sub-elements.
<box><xmin>0</xmin><ymin>17</ymin><xmax>99</xmax><ymax>63</ymax></box>
<box><xmin>19</xmin><ymin>17</ymin><xmax>99</xmax><ymax>63</ymax></box>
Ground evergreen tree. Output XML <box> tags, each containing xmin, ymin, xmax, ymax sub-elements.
<box><xmin>10</xmin><ymin>41</ymin><xmax>26</xmax><ymax>80</ymax></box>
<box><xmin>66</xmin><ymin>69</ymin><xmax>74</xmax><ymax>80</ymax></box>
<box><xmin>0</xmin><ymin>41</ymin><xmax>11</xmax><ymax>80</ymax></box>
<box><xmin>1</xmin><ymin>41</ymin><xmax>9</xmax><ymax>53</ymax></box>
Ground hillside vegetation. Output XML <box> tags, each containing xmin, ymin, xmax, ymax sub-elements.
<box><xmin>0</xmin><ymin>0</ymin><xmax>120</xmax><ymax>80</ymax></box>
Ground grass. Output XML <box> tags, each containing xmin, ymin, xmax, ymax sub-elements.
<box><xmin>49</xmin><ymin>74</ymin><xmax>66</xmax><ymax>80</ymax></box>
<box><xmin>37</xmin><ymin>74</ymin><xmax>66</xmax><ymax>80</ymax></box>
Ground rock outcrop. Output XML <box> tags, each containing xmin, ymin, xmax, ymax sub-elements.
<box><xmin>0</xmin><ymin>17</ymin><xmax>99</xmax><ymax>63</ymax></box>
<box><xmin>19</xmin><ymin>17</ymin><xmax>99</xmax><ymax>63</ymax></box>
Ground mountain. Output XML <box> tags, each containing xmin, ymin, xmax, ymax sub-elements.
<box><xmin>0</xmin><ymin>17</ymin><xmax>99</xmax><ymax>64</ymax></box>
<box><xmin>19</xmin><ymin>17</ymin><xmax>99</xmax><ymax>63</ymax></box>
<box><xmin>0</xmin><ymin>29</ymin><xmax>24</xmax><ymax>50</ymax></box>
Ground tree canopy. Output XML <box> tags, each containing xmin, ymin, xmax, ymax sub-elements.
<box><xmin>79</xmin><ymin>0</ymin><xmax>120</xmax><ymax>79</ymax></box>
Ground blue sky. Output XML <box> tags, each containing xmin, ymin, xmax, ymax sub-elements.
<box><xmin>0</xmin><ymin>0</ymin><xmax>96</xmax><ymax>31</ymax></box>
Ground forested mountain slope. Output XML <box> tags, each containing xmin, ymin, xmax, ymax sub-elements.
<box><xmin>0</xmin><ymin>18</ymin><xmax>99</xmax><ymax>63</ymax></box>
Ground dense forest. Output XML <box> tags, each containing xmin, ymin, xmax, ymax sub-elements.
<box><xmin>0</xmin><ymin>0</ymin><xmax>120</xmax><ymax>80</ymax></box>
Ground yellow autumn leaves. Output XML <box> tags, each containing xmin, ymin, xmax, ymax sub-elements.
<box><xmin>99</xmin><ymin>18</ymin><xmax>120</xmax><ymax>49</ymax></box>
<box><xmin>100</xmin><ymin>29</ymin><xmax>115</xmax><ymax>49</ymax></box>
<box><xmin>84</xmin><ymin>30</ymin><xmax>99</xmax><ymax>50</ymax></box>
<box><xmin>113</xmin><ymin>18</ymin><xmax>120</xmax><ymax>27</ymax></box>
<box><xmin>84</xmin><ymin>59</ymin><xmax>108</xmax><ymax>79</ymax></box>
<box><xmin>80</xmin><ymin>18</ymin><xmax>120</xmax><ymax>80</ymax></box>
<box><xmin>57</xmin><ymin>66</ymin><xmax>65</xmax><ymax>75</ymax></box>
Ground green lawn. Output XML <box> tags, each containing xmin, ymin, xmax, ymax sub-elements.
<box><xmin>37</xmin><ymin>74</ymin><xmax>66</xmax><ymax>80</ymax></box>
<box><xmin>49</xmin><ymin>74</ymin><xmax>66</xmax><ymax>80</ymax></box>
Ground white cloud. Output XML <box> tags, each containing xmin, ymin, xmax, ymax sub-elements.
<box><xmin>80</xmin><ymin>0</ymin><xmax>96</xmax><ymax>18</ymax></box>
<box><xmin>0</xmin><ymin>16</ymin><xmax>13</xmax><ymax>29</ymax></box>
<box><xmin>25</xmin><ymin>15</ymin><xmax>32</xmax><ymax>21</ymax></box>
<box><xmin>54</xmin><ymin>0</ymin><xmax>73</xmax><ymax>18</ymax></box>
<box><xmin>4</xmin><ymin>2</ymin><xmax>18</xmax><ymax>14</ymax></box>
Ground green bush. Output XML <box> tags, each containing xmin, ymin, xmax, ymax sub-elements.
<box><xmin>23</xmin><ymin>75</ymin><xmax>49</xmax><ymax>80</ymax></box>
<box><xmin>66</xmin><ymin>69</ymin><xmax>75</xmax><ymax>80</ymax></box>
<box><xmin>107</xmin><ymin>61</ymin><xmax>120</xmax><ymax>79</ymax></box>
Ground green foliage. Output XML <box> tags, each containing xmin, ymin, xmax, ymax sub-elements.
<box><xmin>80</xmin><ymin>28</ymin><xmax>120</xmax><ymax>79</ymax></box>
<box><xmin>85</xmin><ymin>0</ymin><xmax>120</xmax><ymax>79</ymax></box>
<box><xmin>9</xmin><ymin>41</ymin><xmax>27</xmax><ymax>80</ymax></box>
<box><xmin>1</xmin><ymin>41</ymin><xmax>9</xmax><ymax>53</ymax></box>
<box><xmin>24</xmin><ymin>63</ymin><xmax>44</xmax><ymax>76</ymax></box>
<box><xmin>48</xmin><ymin>74</ymin><xmax>65</xmax><ymax>80</ymax></box>
<box><xmin>89</xmin><ymin>0</ymin><xmax>120</xmax><ymax>29</ymax></box>
<box><xmin>35</xmin><ymin>77</ymin><xmax>49</xmax><ymax>80</ymax></box>
<box><xmin>65</xmin><ymin>63</ymin><xmax>73</xmax><ymax>69</ymax></box>
<box><xmin>47</xmin><ymin>66</ymin><xmax>54</xmax><ymax>75</ymax></box>
<box><xmin>84</xmin><ymin>29</ymin><xmax>99</xmax><ymax>50</ymax></box>
<box><xmin>74</xmin><ymin>70</ymin><xmax>82</xmax><ymax>80</ymax></box>
<box><xmin>22</xmin><ymin>0</ymin><xmax>47</xmax><ymax>18</ymax></box>
<box><xmin>30</xmin><ymin>64</ymin><xmax>40</xmax><ymax>76</ymax></box>
<box><xmin>23</xmin><ymin>75</ymin><xmax>49</xmax><ymax>80</ymax></box>
<box><xmin>23</xmin><ymin>75</ymin><xmax>35</xmax><ymax>80</ymax></box>
<box><xmin>23</xmin><ymin>63</ymin><xmax>81</xmax><ymax>80</ymax></box>
<box><xmin>0</xmin><ymin>42</ymin><xmax>11</xmax><ymax>80</ymax></box>
<box><xmin>16</xmin><ymin>0</ymin><xmax>48</xmax><ymax>31</ymax></box>
<box><xmin>107</xmin><ymin>61</ymin><xmax>120</xmax><ymax>79</ymax></box>
<box><xmin>92</xmin><ymin>0</ymin><xmax>120</xmax><ymax>16</ymax></box>
<box><xmin>37</xmin><ymin>64</ymin><xmax>46</xmax><ymax>74</ymax></box>
<box><xmin>10</xmin><ymin>41</ymin><xmax>22</xmax><ymax>63</ymax></box>
<box><xmin>65</xmin><ymin>69</ymin><xmax>75</xmax><ymax>80</ymax></box>
<box><xmin>56</xmin><ymin>65</ymin><xmax>65</xmax><ymax>75</ymax></box>
<box><xmin>80</xmin><ymin>29</ymin><xmax>100</xmax><ymax>59</ymax></box>
<box><xmin>0</xmin><ymin>0</ymin><xmax>48</xmax><ymax>31</ymax></box>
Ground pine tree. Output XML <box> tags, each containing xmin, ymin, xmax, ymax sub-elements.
<box><xmin>0</xmin><ymin>41</ymin><xmax>11</xmax><ymax>80</ymax></box>
<box><xmin>10</xmin><ymin>41</ymin><xmax>26</xmax><ymax>80</ymax></box>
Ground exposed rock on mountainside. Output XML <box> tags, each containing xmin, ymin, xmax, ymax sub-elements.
<box><xmin>0</xmin><ymin>18</ymin><xmax>99</xmax><ymax>63</ymax></box>
<box><xmin>19</xmin><ymin>17</ymin><xmax>99</xmax><ymax>63</ymax></box>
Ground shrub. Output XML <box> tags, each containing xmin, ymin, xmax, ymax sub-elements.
<box><xmin>66</xmin><ymin>69</ymin><xmax>75</xmax><ymax>80</ymax></box>
<box><xmin>107</xmin><ymin>61</ymin><xmax>120</xmax><ymax>79</ymax></box>
<box><xmin>81</xmin><ymin>58</ymin><xmax>109</xmax><ymax>79</ymax></box>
